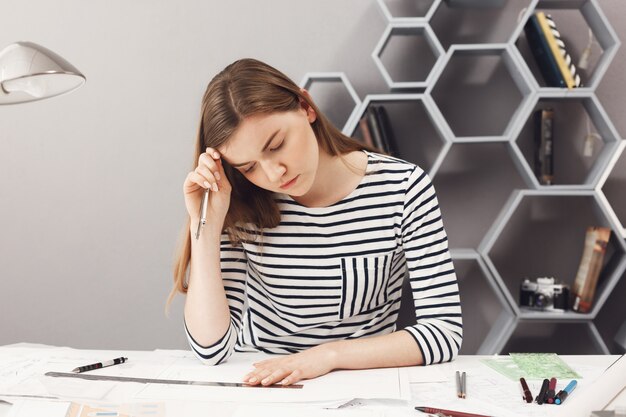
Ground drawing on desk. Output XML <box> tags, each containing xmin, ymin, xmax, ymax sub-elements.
<box><xmin>509</xmin><ymin>353</ymin><xmax>581</xmax><ymax>379</ymax></box>
<box><xmin>481</xmin><ymin>353</ymin><xmax>580</xmax><ymax>381</ymax></box>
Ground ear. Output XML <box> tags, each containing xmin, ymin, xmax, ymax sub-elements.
<box><xmin>299</xmin><ymin>88</ymin><xmax>317</xmax><ymax>123</ymax></box>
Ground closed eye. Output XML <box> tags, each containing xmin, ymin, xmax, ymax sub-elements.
<box><xmin>269</xmin><ymin>140</ymin><xmax>284</xmax><ymax>151</ymax></box>
<box><xmin>243</xmin><ymin>139</ymin><xmax>284</xmax><ymax>174</ymax></box>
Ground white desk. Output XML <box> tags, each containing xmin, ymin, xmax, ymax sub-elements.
<box><xmin>0</xmin><ymin>344</ymin><xmax>624</xmax><ymax>417</ymax></box>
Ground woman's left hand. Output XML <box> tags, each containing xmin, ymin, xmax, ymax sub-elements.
<box><xmin>242</xmin><ymin>345</ymin><xmax>337</xmax><ymax>386</ymax></box>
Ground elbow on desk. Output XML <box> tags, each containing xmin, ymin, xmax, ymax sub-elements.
<box><xmin>192</xmin><ymin>347</ymin><xmax>235</xmax><ymax>366</ymax></box>
<box><xmin>185</xmin><ymin>322</ymin><xmax>238</xmax><ymax>366</ymax></box>
<box><xmin>404</xmin><ymin>321</ymin><xmax>463</xmax><ymax>365</ymax></box>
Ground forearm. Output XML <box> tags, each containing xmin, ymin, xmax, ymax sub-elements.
<box><xmin>184</xmin><ymin>223</ymin><xmax>232</xmax><ymax>347</ymax></box>
<box><xmin>324</xmin><ymin>330</ymin><xmax>424</xmax><ymax>370</ymax></box>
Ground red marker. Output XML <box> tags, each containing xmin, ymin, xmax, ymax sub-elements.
<box><xmin>520</xmin><ymin>377</ymin><xmax>533</xmax><ymax>403</ymax></box>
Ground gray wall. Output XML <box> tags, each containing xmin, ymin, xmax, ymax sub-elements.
<box><xmin>1</xmin><ymin>0</ymin><xmax>625</xmax><ymax>351</ymax></box>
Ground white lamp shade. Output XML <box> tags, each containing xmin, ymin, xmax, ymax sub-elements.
<box><xmin>0</xmin><ymin>41</ymin><xmax>85</xmax><ymax>104</ymax></box>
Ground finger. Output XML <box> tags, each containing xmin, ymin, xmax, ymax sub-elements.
<box><xmin>207</xmin><ymin>149</ymin><xmax>227</xmax><ymax>177</ymax></box>
<box><xmin>246</xmin><ymin>368</ymin><xmax>273</xmax><ymax>385</ymax></box>
<box><xmin>261</xmin><ymin>368</ymin><xmax>291</xmax><ymax>387</ymax></box>
<box><xmin>198</xmin><ymin>154</ymin><xmax>221</xmax><ymax>181</ymax></box>
<box><xmin>186</xmin><ymin>171</ymin><xmax>211</xmax><ymax>191</ymax></box>
<box><xmin>195</xmin><ymin>165</ymin><xmax>220</xmax><ymax>192</ymax></box>
<box><xmin>281</xmin><ymin>368</ymin><xmax>303</xmax><ymax>386</ymax></box>
<box><xmin>205</xmin><ymin>147</ymin><xmax>222</xmax><ymax>166</ymax></box>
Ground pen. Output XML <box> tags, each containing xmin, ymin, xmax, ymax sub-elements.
<box><xmin>72</xmin><ymin>357</ymin><xmax>128</xmax><ymax>373</ymax></box>
<box><xmin>546</xmin><ymin>377</ymin><xmax>557</xmax><ymax>404</ymax></box>
<box><xmin>415</xmin><ymin>406</ymin><xmax>492</xmax><ymax>417</ymax></box>
<box><xmin>456</xmin><ymin>371</ymin><xmax>462</xmax><ymax>398</ymax></box>
<box><xmin>536</xmin><ymin>378</ymin><xmax>549</xmax><ymax>404</ymax></box>
<box><xmin>555</xmin><ymin>380</ymin><xmax>577</xmax><ymax>405</ymax></box>
<box><xmin>195</xmin><ymin>188</ymin><xmax>209</xmax><ymax>240</ymax></box>
<box><xmin>520</xmin><ymin>377</ymin><xmax>533</xmax><ymax>403</ymax></box>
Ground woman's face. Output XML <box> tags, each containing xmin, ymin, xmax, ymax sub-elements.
<box><xmin>218</xmin><ymin>102</ymin><xmax>319</xmax><ymax>196</ymax></box>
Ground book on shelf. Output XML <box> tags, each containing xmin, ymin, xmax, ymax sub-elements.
<box><xmin>571</xmin><ymin>226</ymin><xmax>611</xmax><ymax>314</ymax></box>
<box><xmin>535</xmin><ymin>11</ymin><xmax>582</xmax><ymax>90</ymax></box>
<box><xmin>374</xmin><ymin>105</ymin><xmax>399</xmax><ymax>157</ymax></box>
<box><xmin>533</xmin><ymin>108</ymin><xmax>554</xmax><ymax>185</ymax></box>
<box><xmin>360</xmin><ymin>105</ymin><xmax>398</xmax><ymax>157</ymax></box>
<box><xmin>524</xmin><ymin>13</ymin><xmax>566</xmax><ymax>88</ymax></box>
<box><xmin>358</xmin><ymin>116</ymin><xmax>375</xmax><ymax>148</ymax></box>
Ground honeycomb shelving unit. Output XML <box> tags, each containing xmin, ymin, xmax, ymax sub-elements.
<box><xmin>301</xmin><ymin>0</ymin><xmax>624</xmax><ymax>355</ymax></box>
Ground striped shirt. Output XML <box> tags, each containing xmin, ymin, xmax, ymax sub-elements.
<box><xmin>185</xmin><ymin>151</ymin><xmax>463</xmax><ymax>365</ymax></box>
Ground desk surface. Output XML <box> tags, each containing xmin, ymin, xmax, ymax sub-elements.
<box><xmin>0</xmin><ymin>344</ymin><xmax>624</xmax><ymax>417</ymax></box>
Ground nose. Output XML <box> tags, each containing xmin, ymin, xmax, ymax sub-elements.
<box><xmin>261</xmin><ymin>159</ymin><xmax>287</xmax><ymax>184</ymax></box>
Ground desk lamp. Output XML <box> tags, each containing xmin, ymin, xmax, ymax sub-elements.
<box><xmin>0</xmin><ymin>41</ymin><xmax>85</xmax><ymax>105</ymax></box>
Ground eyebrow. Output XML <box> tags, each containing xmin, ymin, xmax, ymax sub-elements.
<box><xmin>230</xmin><ymin>129</ymin><xmax>281</xmax><ymax>168</ymax></box>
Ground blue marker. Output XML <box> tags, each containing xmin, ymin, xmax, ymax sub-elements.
<box><xmin>554</xmin><ymin>380</ymin><xmax>577</xmax><ymax>405</ymax></box>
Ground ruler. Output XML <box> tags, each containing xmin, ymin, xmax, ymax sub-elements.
<box><xmin>45</xmin><ymin>372</ymin><xmax>303</xmax><ymax>389</ymax></box>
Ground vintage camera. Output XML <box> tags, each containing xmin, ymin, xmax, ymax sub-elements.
<box><xmin>519</xmin><ymin>277</ymin><xmax>569</xmax><ymax>311</ymax></box>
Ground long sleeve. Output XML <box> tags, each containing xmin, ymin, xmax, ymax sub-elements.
<box><xmin>400</xmin><ymin>167</ymin><xmax>463</xmax><ymax>364</ymax></box>
<box><xmin>185</xmin><ymin>233</ymin><xmax>248</xmax><ymax>365</ymax></box>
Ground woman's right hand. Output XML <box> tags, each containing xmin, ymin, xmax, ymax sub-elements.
<box><xmin>183</xmin><ymin>147</ymin><xmax>232</xmax><ymax>231</ymax></box>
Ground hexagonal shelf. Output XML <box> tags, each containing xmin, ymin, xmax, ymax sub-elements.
<box><xmin>376</xmin><ymin>0</ymin><xmax>440</xmax><ymax>22</ymax></box>
<box><xmin>500</xmin><ymin>321</ymin><xmax>609</xmax><ymax>354</ymax></box>
<box><xmin>594</xmin><ymin>264</ymin><xmax>626</xmax><ymax>354</ymax></box>
<box><xmin>431</xmin><ymin>0</ymin><xmax>536</xmax><ymax>49</ymax></box>
<box><xmin>514</xmin><ymin>0</ymin><xmax>620</xmax><ymax>91</ymax></box>
<box><xmin>345</xmin><ymin>94</ymin><xmax>451</xmax><ymax>176</ymax></box>
<box><xmin>598</xmin><ymin>141</ymin><xmax>626</xmax><ymax>239</ymax></box>
<box><xmin>510</xmin><ymin>92</ymin><xmax>621</xmax><ymax>189</ymax></box>
<box><xmin>433</xmin><ymin>142</ymin><xmax>526</xmax><ymax>249</ymax></box>
<box><xmin>451</xmin><ymin>249</ymin><xmax>515</xmax><ymax>354</ymax></box>
<box><xmin>299</xmin><ymin>72</ymin><xmax>361</xmax><ymax>135</ymax></box>
<box><xmin>428</xmin><ymin>44</ymin><xmax>534</xmax><ymax>141</ymax></box>
<box><xmin>373</xmin><ymin>23</ymin><xmax>444</xmax><ymax>90</ymax></box>
<box><xmin>480</xmin><ymin>190</ymin><xmax>626</xmax><ymax>320</ymax></box>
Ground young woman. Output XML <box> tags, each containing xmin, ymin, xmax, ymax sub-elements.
<box><xmin>170</xmin><ymin>58</ymin><xmax>462</xmax><ymax>387</ymax></box>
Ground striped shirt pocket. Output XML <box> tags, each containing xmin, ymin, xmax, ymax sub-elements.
<box><xmin>339</xmin><ymin>252</ymin><xmax>394</xmax><ymax>320</ymax></box>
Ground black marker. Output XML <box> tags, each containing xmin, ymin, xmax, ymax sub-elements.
<box><xmin>536</xmin><ymin>378</ymin><xmax>549</xmax><ymax>404</ymax></box>
<box><xmin>72</xmin><ymin>357</ymin><xmax>128</xmax><ymax>373</ymax></box>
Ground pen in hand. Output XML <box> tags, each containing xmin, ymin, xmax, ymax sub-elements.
<box><xmin>72</xmin><ymin>357</ymin><xmax>128</xmax><ymax>373</ymax></box>
<box><xmin>195</xmin><ymin>188</ymin><xmax>209</xmax><ymax>240</ymax></box>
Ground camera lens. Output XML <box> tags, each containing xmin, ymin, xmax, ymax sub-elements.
<box><xmin>535</xmin><ymin>294</ymin><xmax>547</xmax><ymax>308</ymax></box>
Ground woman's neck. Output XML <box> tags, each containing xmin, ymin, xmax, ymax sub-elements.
<box><xmin>291</xmin><ymin>150</ymin><xmax>367</xmax><ymax>208</ymax></box>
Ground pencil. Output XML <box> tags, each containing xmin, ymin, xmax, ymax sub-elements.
<box><xmin>461</xmin><ymin>372</ymin><xmax>467</xmax><ymax>398</ymax></box>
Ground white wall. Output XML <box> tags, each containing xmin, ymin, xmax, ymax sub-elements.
<box><xmin>0</xmin><ymin>0</ymin><xmax>389</xmax><ymax>350</ymax></box>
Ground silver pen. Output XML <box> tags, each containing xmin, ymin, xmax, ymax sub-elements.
<box><xmin>195</xmin><ymin>188</ymin><xmax>209</xmax><ymax>240</ymax></box>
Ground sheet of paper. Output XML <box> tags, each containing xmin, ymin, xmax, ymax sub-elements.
<box><xmin>0</xmin><ymin>346</ymin><xmax>179</xmax><ymax>402</ymax></box>
<box><xmin>134</xmin><ymin>352</ymin><xmax>410</xmax><ymax>404</ymax></box>
<box><xmin>406</xmin><ymin>364</ymin><xmax>448</xmax><ymax>383</ymax></box>
<box><xmin>232</xmin><ymin>404</ymin><xmax>383</xmax><ymax>417</ymax></box>
<box><xmin>7</xmin><ymin>399</ymin><xmax>71</xmax><ymax>417</ymax></box>
<box><xmin>410</xmin><ymin>355</ymin><xmax>619</xmax><ymax>417</ymax></box>
<box><xmin>551</xmin><ymin>355</ymin><xmax>626</xmax><ymax>417</ymax></box>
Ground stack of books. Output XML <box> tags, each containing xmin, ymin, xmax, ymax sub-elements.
<box><xmin>358</xmin><ymin>104</ymin><xmax>398</xmax><ymax>157</ymax></box>
<box><xmin>524</xmin><ymin>11</ymin><xmax>582</xmax><ymax>89</ymax></box>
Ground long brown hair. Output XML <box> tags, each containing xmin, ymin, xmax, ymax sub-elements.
<box><xmin>168</xmin><ymin>58</ymin><xmax>381</xmax><ymax>307</ymax></box>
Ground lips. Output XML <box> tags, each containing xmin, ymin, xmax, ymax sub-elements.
<box><xmin>280</xmin><ymin>175</ymin><xmax>299</xmax><ymax>190</ymax></box>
